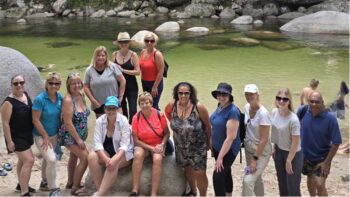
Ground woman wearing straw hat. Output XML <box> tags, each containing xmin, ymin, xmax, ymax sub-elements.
<box><xmin>139</xmin><ymin>32</ymin><xmax>165</xmax><ymax>110</ymax></box>
<box><xmin>112</xmin><ymin>32</ymin><xmax>140</xmax><ymax>124</ymax></box>
<box><xmin>242</xmin><ymin>84</ymin><xmax>272</xmax><ymax>196</ymax></box>
<box><xmin>210</xmin><ymin>82</ymin><xmax>241</xmax><ymax>196</ymax></box>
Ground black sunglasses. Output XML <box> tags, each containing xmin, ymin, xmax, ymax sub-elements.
<box><xmin>178</xmin><ymin>91</ymin><xmax>190</xmax><ymax>96</ymax></box>
<box><xmin>275</xmin><ymin>96</ymin><xmax>289</xmax><ymax>102</ymax></box>
<box><xmin>118</xmin><ymin>40</ymin><xmax>130</xmax><ymax>44</ymax></box>
<box><xmin>13</xmin><ymin>81</ymin><xmax>25</xmax><ymax>86</ymax></box>
<box><xmin>309</xmin><ymin>100</ymin><xmax>321</xmax><ymax>104</ymax></box>
<box><xmin>48</xmin><ymin>82</ymin><xmax>61</xmax><ymax>86</ymax></box>
<box><xmin>144</xmin><ymin>39</ymin><xmax>155</xmax><ymax>43</ymax></box>
<box><xmin>217</xmin><ymin>92</ymin><xmax>229</xmax><ymax>97</ymax></box>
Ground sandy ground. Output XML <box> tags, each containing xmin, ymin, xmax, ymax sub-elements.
<box><xmin>0</xmin><ymin>144</ymin><xmax>349</xmax><ymax>196</ymax></box>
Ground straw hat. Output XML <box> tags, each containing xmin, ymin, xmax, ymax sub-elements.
<box><xmin>112</xmin><ymin>32</ymin><xmax>131</xmax><ymax>45</ymax></box>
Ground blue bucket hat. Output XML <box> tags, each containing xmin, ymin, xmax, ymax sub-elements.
<box><xmin>211</xmin><ymin>82</ymin><xmax>234</xmax><ymax>102</ymax></box>
<box><xmin>105</xmin><ymin>96</ymin><xmax>119</xmax><ymax>108</ymax></box>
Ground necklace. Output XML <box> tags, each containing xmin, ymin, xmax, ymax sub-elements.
<box><xmin>119</xmin><ymin>50</ymin><xmax>129</xmax><ymax>63</ymax></box>
<box><xmin>178</xmin><ymin>101</ymin><xmax>191</xmax><ymax>118</ymax></box>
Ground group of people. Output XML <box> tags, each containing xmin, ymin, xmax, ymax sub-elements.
<box><xmin>0</xmin><ymin>30</ymin><xmax>344</xmax><ymax>197</ymax></box>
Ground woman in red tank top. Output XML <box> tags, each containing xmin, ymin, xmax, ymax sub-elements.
<box><xmin>139</xmin><ymin>33</ymin><xmax>165</xmax><ymax>110</ymax></box>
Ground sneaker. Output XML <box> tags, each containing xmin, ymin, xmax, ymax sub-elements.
<box><xmin>129</xmin><ymin>192</ymin><xmax>139</xmax><ymax>196</ymax></box>
<box><xmin>0</xmin><ymin>168</ymin><xmax>7</xmax><ymax>176</ymax></box>
<box><xmin>20</xmin><ymin>192</ymin><xmax>31</xmax><ymax>197</ymax></box>
<box><xmin>49</xmin><ymin>188</ymin><xmax>60</xmax><ymax>197</ymax></box>
<box><xmin>16</xmin><ymin>184</ymin><xmax>36</xmax><ymax>193</ymax></box>
<box><xmin>39</xmin><ymin>180</ymin><xmax>49</xmax><ymax>191</ymax></box>
<box><xmin>3</xmin><ymin>163</ymin><xmax>12</xmax><ymax>171</ymax></box>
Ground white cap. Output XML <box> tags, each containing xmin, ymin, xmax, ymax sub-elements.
<box><xmin>244</xmin><ymin>84</ymin><xmax>259</xmax><ymax>94</ymax></box>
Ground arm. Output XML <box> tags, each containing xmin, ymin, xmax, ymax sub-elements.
<box><xmin>0</xmin><ymin>101</ymin><xmax>15</xmax><ymax>152</ymax></box>
<box><xmin>250</xmin><ymin>125</ymin><xmax>270</xmax><ymax>173</ymax></box>
<box><xmin>155</xmin><ymin>119</ymin><xmax>170</xmax><ymax>154</ymax></box>
<box><xmin>285</xmin><ymin>135</ymin><xmax>300</xmax><ymax>174</ymax></box>
<box><xmin>32</xmin><ymin>110</ymin><xmax>52</xmax><ymax>150</ymax></box>
<box><xmin>164</xmin><ymin>101</ymin><xmax>174</xmax><ymax>121</ymax></box>
<box><xmin>151</xmin><ymin>51</ymin><xmax>165</xmax><ymax>97</ymax></box>
<box><xmin>215</xmin><ymin>119</ymin><xmax>239</xmax><ymax>172</ymax></box>
<box><xmin>117</xmin><ymin>74</ymin><xmax>126</xmax><ymax>101</ymax></box>
<box><xmin>83</xmin><ymin>83</ymin><xmax>100</xmax><ymax>108</ymax></box>
<box><xmin>62</xmin><ymin>95</ymin><xmax>85</xmax><ymax>149</ymax></box>
<box><xmin>320</xmin><ymin>144</ymin><xmax>340</xmax><ymax>177</ymax></box>
<box><xmin>120</xmin><ymin>52</ymin><xmax>141</xmax><ymax>76</ymax></box>
<box><xmin>197</xmin><ymin>103</ymin><xmax>212</xmax><ymax>150</ymax></box>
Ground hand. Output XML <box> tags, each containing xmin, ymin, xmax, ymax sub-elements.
<box><xmin>104</xmin><ymin>158</ymin><xmax>111</xmax><ymax>167</ymax></box>
<box><xmin>93</xmin><ymin>100</ymin><xmax>101</xmax><ymax>109</ymax></box>
<box><xmin>214</xmin><ymin>158</ymin><xmax>224</xmax><ymax>172</ymax></box>
<box><xmin>285</xmin><ymin>160</ymin><xmax>294</xmax><ymax>175</ymax></box>
<box><xmin>7</xmin><ymin>141</ymin><xmax>15</xmax><ymax>152</ymax></box>
<box><xmin>41</xmin><ymin>136</ymin><xmax>52</xmax><ymax>151</ymax></box>
<box><xmin>106</xmin><ymin>157</ymin><xmax>118</xmax><ymax>170</ymax></box>
<box><xmin>250</xmin><ymin>159</ymin><xmax>257</xmax><ymax>173</ymax></box>
<box><xmin>154</xmin><ymin>143</ymin><xmax>164</xmax><ymax>154</ymax></box>
<box><xmin>320</xmin><ymin>162</ymin><xmax>331</xmax><ymax>177</ymax></box>
<box><xmin>118</xmin><ymin>65</ymin><xmax>124</xmax><ymax>72</ymax></box>
<box><xmin>151</xmin><ymin>86</ymin><xmax>158</xmax><ymax>97</ymax></box>
<box><xmin>76</xmin><ymin>139</ymin><xmax>86</xmax><ymax>150</ymax></box>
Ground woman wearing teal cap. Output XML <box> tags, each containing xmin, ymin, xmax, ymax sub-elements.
<box><xmin>88</xmin><ymin>96</ymin><xmax>134</xmax><ymax>196</ymax></box>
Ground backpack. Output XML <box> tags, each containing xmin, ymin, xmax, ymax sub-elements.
<box><xmin>154</xmin><ymin>50</ymin><xmax>169</xmax><ymax>78</ymax></box>
<box><xmin>237</xmin><ymin>107</ymin><xmax>246</xmax><ymax>163</ymax></box>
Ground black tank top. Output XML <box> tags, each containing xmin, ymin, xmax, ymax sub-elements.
<box><xmin>103</xmin><ymin>135</ymin><xmax>116</xmax><ymax>157</ymax></box>
<box><xmin>3</xmin><ymin>92</ymin><xmax>34</xmax><ymax>138</ymax></box>
<box><xmin>115</xmin><ymin>51</ymin><xmax>137</xmax><ymax>89</ymax></box>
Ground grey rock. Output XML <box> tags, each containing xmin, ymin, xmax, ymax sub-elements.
<box><xmin>185</xmin><ymin>26</ymin><xmax>209</xmax><ymax>32</ymax></box>
<box><xmin>5</xmin><ymin>7</ymin><xmax>27</xmax><ymax>18</ymax></box>
<box><xmin>0</xmin><ymin>10</ymin><xmax>6</xmax><ymax>18</ymax></box>
<box><xmin>276</xmin><ymin>0</ymin><xmax>325</xmax><ymax>6</ymax></box>
<box><xmin>68</xmin><ymin>13</ymin><xmax>75</xmax><ymax>17</ymax></box>
<box><xmin>219</xmin><ymin>7</ymin><xmax>235</xmax><ymax>18</ymax></box>
<box><xmin>155</xmin><ymin>0</ymin><xmax>190</xmax><ymax>8</ymax></box>
<box><xmin>131</xmin><ymin>30</ymin><xmax>159</xmax><ymax>49</ymax></box>
<box><xmin>52</xmin><ymin>0</ymin><xmax>67</xmax><ymax>14</ymax></box>
<box><xmin>176</xmin><ymin>11</ymin><xmax>191</xmax><ymax>18</ymax></box>
<box><xmin>77</xmin><ymin>11</ymin><xmax>84</xmax><ymax>17</ymax></box>
<box><xmin>242</xmin><ymin>5</ymin><xmax>263</xmax><ymax>18</ymax></box>
<box><xmin>306</xmin><ymin>0</ymin><xmax>349</xmax><ymax>13</ymax></box>
<box><xmin>184</xmin><ymin>3</ymin><xmax>215</xmax><ymax>17</ymax></box>
<box><xmin>211</xmin><ymin>14</ymin><xmax>219</xmax><ymax>18</ymax></box>
<box><xmin>253</xmin><ymin>20</ymin><xmax>263</xmax><ymax>25</ymax></box>
<box><xmin>90</xmin><ymin>9</ymin><xmax>105</xmax><ymax>18</ymax></box>
<box><xmin>155</xmin><ymin>21</ymin><xmax>180</xmax><ymax>32</ymax></box>
<box><xmin>230</xmin><ymin>37</ymin><xmax>260</xmax><ymax>46</ymax></box>
<box><xmin>280</xmin><ymin>6</ymin><xmax>291</xmax><ymax>14</ymax></box>
<box><xmin>231</xmin><ymin>3</ymin><xmax>242</xmax><ymax>14</ymax></box>
<box><xmin>231</xmin><ymin>15</ymin><xmax>253</xmax><ymax>24</ymax></box>
<box><xmin>8</xmin><ymin>0</ymin><xmax>26</xmax><ymax>8</ymax></box>
<box><xmin>84</xmin><ymin>6</ymin><xmax>95</xmax><ymax>17</ymax></box>
<box><xmin>16</xmin><ymin>18</ymin><xmax>26</xmax><ymax>23</ymax></box>
<box><xmin>117</xmin><ymin>10</ymin><xmax>136</xmax><ymax>17</ymax></box>
<box><xmin>106</xmin><ymin>10</ymin><xmax>116</xmax><ymax>17</ymax></box>
<box><xmin>140</xmin><ymin>1</ymin><xmax>149</xmax><ymax>9</ymax></box>
<box><xmin>131</xmin><ymin>1</ymin><xmax>142</xmax><ymax>10</ymax></box>
<box><xmin>192</xmin><ymin>0</ymin><xmax>219</xmax><ymax>4</ymax></box>
<box><xmin>26</xmin><ymin>12</ymin><xmax>47</xmax><ymax>18</ymax></box>
<box><xmin>85</xmin><ymin>156</ymin><xmax>186</xmax><ymax>196</ymax></box>
<box><xmin>177</xmin><ymin>20</ymin><xmax>185</xmax><ymax>24</ymax></box>
<box><xmin>278</xmin><ymin>12</ymin><xmax>306</xmax><ymax>20</ymax></box>
<box><xmin>297</xmin><ymin>6</ymin><xmax>307</xmax><ymax>13</ymax></box>
<box><xmin>45</xmin><ymin>12</ymin><xmax>55</xmax><ymax>17</ymax></box>
<box><xmin>114</xmin><ymin>2</ymin><xmax>126</xmax><ymax>12</ymax></box>
<box><xmin>280</xmin><ymin>11</ymin><xmax>349</xmax><ymax>34</ymax></box>
<box><xmin>62</xmin><ymin>9</ymin><xmax>71</xmax><ymax>16</ymax></box>
<box><xmin>0</xmin><ymin>46</ymin><xmax>44</xmax><ymax>104</ymax></box>
<box><xmin>156</xmin><ymin>6</ymin><xmax>169</xmax><ymax>14</ymax></box>
<box><xmin>263</xmin><ymin>3</ymin><xmax>279</xmax><ymax>16</ymax></box>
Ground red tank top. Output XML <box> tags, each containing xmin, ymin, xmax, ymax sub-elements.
<box><xmin>139</xmin><ymin>50</ymin><xmax>158</xmax><ymax>81</ymax></box>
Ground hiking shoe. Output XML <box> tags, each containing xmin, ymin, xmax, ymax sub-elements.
<box><xmin>129</xmin><ymin>192</ymin><xmax>139</xmax><ymax>196</ymax></box>
<box><xmin>16</xmin><ymin>184</ymin><xmax>36</xmax><ymax>193</ymax></box>
<box><xmin>20</xmin><ymin>192</ymin><xmax>31</xmax><ymax>197</ymax></box>
<box><xmin>39</xmin><ymin>180</ymin><xmax>49</xmax><ymax>191</ymax></box>
<box><xmin>0</xmin><ymin>168</ymin><xmax>7</xmax><ymax>176</ymax></box>
<box><xmin>49</xmin><ymin>188</ymin><xmax>61</xmax><ymax>197</ymax></box>
<box><xmin>3</xmin><ymin>163</ymin><xmax>12</xmax><ymax>171</ymax></box>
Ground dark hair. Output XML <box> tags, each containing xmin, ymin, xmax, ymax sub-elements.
<box><xmin>172</xmin><ymin>82</ymin><xmax>198</xmax><ymax>104</ymax></box>
<box><xmin>11</xmin><ymin>74</ymin><xmax>24</xmax><ymax>84</ymax></box>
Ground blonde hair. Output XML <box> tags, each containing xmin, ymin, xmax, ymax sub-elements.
<box><xmin>66</xmin><ymin>72</ymin><xmax>83</xmax><ymax>95</ymax></box>
<box><xmin>144</xmin><ymin>33</ymin><xmax>158</xmax><ymax>43</ymax></box>
<box><xmin>138</xmin><ymin>91</ymin><xmax>153</xmax><ymax>105</ymax></box>
<box><xmin>90</xmin><ymin>46</ymin><xmax>111</xmax><ymax>68</ymax></box>
<box><xmin>275</xmin><ymin>87</ymin><xmax>294</xmax><ymax>112</ymax></box>
<box><xmin>45</xmin><ymin>72</ymin><xmax>61</xmax><ymax>91</ymax></box>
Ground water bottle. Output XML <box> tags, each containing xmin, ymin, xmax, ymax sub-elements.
<box><xmin>245</xmin><ymin>166</ymin><xmax>251</xmax><ymax>175</ymax></box>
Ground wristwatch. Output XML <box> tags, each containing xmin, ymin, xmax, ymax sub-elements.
<box><xmin>253</xmin><ymin>155</ymin><xmax>259</xmax><ymax>160</ymax></box>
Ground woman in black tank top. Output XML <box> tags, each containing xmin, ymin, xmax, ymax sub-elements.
<box><xmin>112</xmin><ymin>32</ymin><xmax>140</xmax><ymax>124</ymax></box>
<box><xmin>1</xmin><ymin>74</ymin><xmax>35</xmax><ymax>196</ymax></box>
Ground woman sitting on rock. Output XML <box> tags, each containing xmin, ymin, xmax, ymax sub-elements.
<box><xmin>88</xmin><ymin>96</ymin><xmax>134</xmax><ymax>196</ymax></box>
<box><xmin>129</xmin><ymin>92</ymin><xmax>170</xmax><ymax>196</ymax></box>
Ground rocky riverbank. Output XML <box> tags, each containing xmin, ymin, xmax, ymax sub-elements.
<box><xmin>0</xmin><ymin>0</ymin><xmax>348</xmax><ymax>23</ymax></box>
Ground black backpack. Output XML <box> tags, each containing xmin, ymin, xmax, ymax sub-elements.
<box><xmin>237</xmin><ymin>107</ymin><xmax>246</xmax><ymax>163</ymax></box>
<box><xmin>154</xmin><ymin>50</ymin><xmax>169</xmax><ymax>78</ymax></box>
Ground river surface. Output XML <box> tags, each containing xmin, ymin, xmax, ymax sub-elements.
<box><xmin>0</xmin><ymin>17</ymin><xmax>348</xmax><ymax>127</ymax></box>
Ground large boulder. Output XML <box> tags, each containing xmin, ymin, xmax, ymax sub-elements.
<box><xmin>52</xmin><ymin>0</ymin><xmax>67</xmax><ymax>14</ymax></box>
<box><xmin>85</xmin><ymin>155</ymin><xmax>186</xmax><ymax>196</ymax></box>
<box><xmin>230</xmin><ymin>15</ymin><xmax>253</xmax><ymax>25</ymax></box>
<box><xmin>131</xmin><ymin>30</ymin><xmax>159</xmax><ymax>49</ymax></box>
<box><xmin>90</xmin><ymin>9</ymin><xmax>106</xmax><ymax>18</ymax></box>
<box><xmin>278</xmin><ymin>12</ymin><xmax>306</xmax><ymax>20</ymax></box>
<box><xmin>117</xmin><ymin>10</ymin><xmax>136</xmax><ymax>17</ymax></box>
<box><xmin>184</xmin><ymin>3</ymin><xmax>215</xmax><ymax>17</ymax></box>
<box><xmin>0</xmin><ymin>47</ymin><xmax>43</xmax><ymax>104</ymax></box>
<box><xmin>263</xmin><ymin>3</ymin><xmax>279</xmax><ymax>16</ymax></box>
<box><xmin>280</xmin><ymin>11</ymin><xmax>349</xmax><ymax>34</ymax></box>
<box><xmin>219</xmin><ymin>7</ymin><xmax>235</xmax><ymax>18</ymax></box>
<box><xmin>185</xmin><ymin>27</ymin><xmax>209</xmax><ymax>32</ymax></box>
<box><xmin>155</xmin><ymin>21</ymin><xmax>180</xmax><ymax>32</ymax></box>
<box><xmin>307</xmin><ymin>0</ymin><xmax>349</xmax><ymax>13</ymax></box>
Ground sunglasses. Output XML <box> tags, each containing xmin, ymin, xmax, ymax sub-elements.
<box><xmin>144</xmin><ymin>39</ymin><xmax>155</xmax><ymax>43</ymax></box>
<box><xmin>48</xmin><ymin>82</ymin><xmax>61</xmax><ymax>86</ymax></box>
<box><xmin>275</xmin><ymin>96</ymin><xmax>289</xmax><ymax>102</ymax></box>
<box><xmin>105</xmin><ymin>106</ymin><xmax>118</xmax><ymax>111</ymax></box>
<box><xmin>178</xmin><ymin>92</ymin><xmax>190</xmax><ymax>96</ymax></box>
<box><xmin>13</xmin><ymin>81</ymin><xmax>25</xmax><ymax>86</ymax></box>
<box><xmin>118</xmin><ymin>40</ymin><xmax>130</xmax><ymax>44</ymax></box>
<box><xmin>309</xmin><ymin>100</ymin><xmax>321</xmax><ymax>104</ymax></box>
<box><xmin>217</xmin><ymin>92</ymin><xmax>229</xmax><ymax>97</ymax></box>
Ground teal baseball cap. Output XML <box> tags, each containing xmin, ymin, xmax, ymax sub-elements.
<box><xmin>105</xmin><ymin>96</ymin><xmax>119</xmax><ymax>107</ymax></box>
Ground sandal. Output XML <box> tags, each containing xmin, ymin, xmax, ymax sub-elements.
<box><xmin>3</xmin><ymin>163</ymin><xmax>12</xmax><ymax>171</ymax></box>
<box><xmin>66</xmin><ymin>183</ymin><xmax>84</xmax><ymax>189</ymax></box>
<box><xmin>71</xmin><ymin>187</ymin><xmax>88</xmax><ymax>196</ymax></box>
<box><xmin>0</xmin><ymin>168</ymin><xmax>7</xmax><ymax>176</ymax></box>
<box><xmin>181</xmin><ymin>190</ymin><xmax>196</xmax><ymax>196</ymax></box>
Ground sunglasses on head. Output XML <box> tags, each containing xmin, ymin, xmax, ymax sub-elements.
<box><xmin>275</xmin><ymin>96</ymin><xmax>289</xmax><ymax>102</ymax></box>
<box><xmin>118</xmin><ymin>40</ymin><xmax>130</xmax><ymax>44</ymax></box>
<box><xmin>178</xmin><ymin>91</ymin><xmax>190</xmax><ymax>96</ymax></box>
<box><xmin>144</xmin><ymin>39</ymin><xmax>155</xmax><ymax>43</ymax></box>
<box><xmin>69</xmin><ymin>72</ymin><xmax>80</xmax><ymax>78</ymax></box>
<box><xmin>48</xmin><ymin>82</ymin><xmax>61</xmax><ymax>86</ymax></box>
<box><xmin>13</xmin><ymin>81</ymin><xmax>25</xmax><ymax>86</ymax></box>
<box><xmin>309</xmin><ymin>100</ymin><xmax>321</xmax><ymax>104</ymax></box>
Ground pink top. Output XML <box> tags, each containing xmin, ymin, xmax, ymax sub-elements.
<box><xmin>132</xmin><ymin>108</ymin><xmax>167</xmax><ymax>147</ymax></box>
<box><xmin>139</xmin><ymin>50</ymin><xmax>158</xmax><ymax>81</ymax></box>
